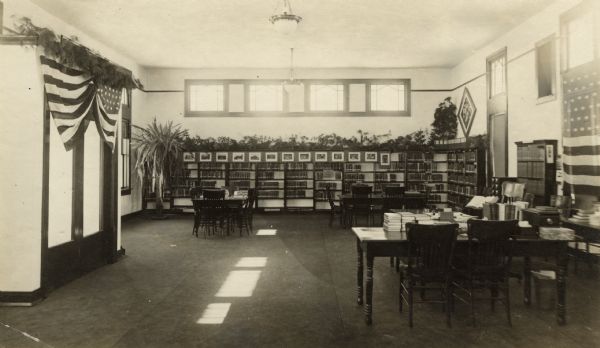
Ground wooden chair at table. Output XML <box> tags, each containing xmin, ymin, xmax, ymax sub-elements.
<box><xmin>245</xmin><ymin>188</ymin><xmax>257</xmax><ymax>231</ymax></box>
<box><xmin>451</xmin><ymin>219</ymin><xmax>518</xmax><ymax>326</ymax></box>
<box><xmin>400</xmin><ymin>222</ymin><xmax>459</xmax><ymax>328</ymax></box>
<box><xmin>200</xmin><ymin>189</ymin><xmax>226</xmax><ymax>237</ymax></box>
<box><xmin>349</xmin><ymin>184</ymin><xmax>373</xmax><ymax>227</ymax></box>
<box><xmin>326</xmin><ymin>184</ymin><xmax>344</xmax><ymax>227</ymax></box>
<box><xmin>190</xmin><ymin>187</ymin><xmax>203</xmax><ymax>237</ymax></box>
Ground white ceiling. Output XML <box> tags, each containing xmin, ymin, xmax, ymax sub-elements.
<box><xmin>29</xmin><ymin>0</ymin><xmax>555</xmax><ymax>69</ymax></box>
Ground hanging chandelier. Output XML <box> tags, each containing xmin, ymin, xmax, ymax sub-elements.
<box><xmin>283</xmin><ymin>47</ymin><xmax>303</xmax><ymax>92</ymax></box>
<box><xmin>270</xmin><ymin>0</ymin><xmax>302</xmax><ymax>35</ymax></box>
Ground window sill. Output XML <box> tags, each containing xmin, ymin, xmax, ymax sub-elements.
<box><xmin>536</xmin><ymin>94</ymin><xmax>557</xmax><ymax>105</ymax></box>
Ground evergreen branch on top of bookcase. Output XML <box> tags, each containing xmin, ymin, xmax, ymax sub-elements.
<box><xmin>12</xmin><ymin>17</ymin><xmax>142</xmax><ymax>90</ymax></box>
<box><xmin>182</xmin><ymin>129</ymin><xmax>435</xmax><ymax>152</ymax></box>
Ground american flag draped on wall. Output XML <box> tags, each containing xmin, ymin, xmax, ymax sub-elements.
<box><xmin>40</xmin><ymin>56</ymin><xmax>120</xmax><ymax>151</ymax></box>
<box><xmin>562</xmin><ymin>61</ymin><xmax>600</xmax><ymax>197</ymax></box>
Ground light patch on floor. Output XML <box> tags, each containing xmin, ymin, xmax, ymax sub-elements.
<box><xmin>256</xmin><ymin>229</ymin><xmax>277</xmax><ymax>236</ymax></box>
<box><xmin>215</xmin><ymin>270</ymin><xmax>262</xmax><ymax>297</ymax></box>
<box><xmin>196</xmin><ymin>303</ymin><xmax>231</xmax><ymax>324</ymax></box>
<box><xmin>235</xmin><ymin>257</ymin><xmax>267</xmax><ymax>268</ymax></box>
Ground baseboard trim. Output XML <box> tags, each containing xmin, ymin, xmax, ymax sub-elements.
<box><xmin>0</xmin><ymin>289</ymin><xmax>44</xmax><ymax>306</ymax></box>
<box><xmin>121</xmin><ymin>210</ymin><xmax>143</xmax><ymax>221</ymax></box>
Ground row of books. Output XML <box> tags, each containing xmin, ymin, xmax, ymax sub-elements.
<box><xmin>345</xmin><ymin>173</ymin><xmax>366</xmax><ymax>180</ymax></box>
<box><xmin>285</xmin><ymin>190</ymin><xmax>313</xmax><ymax>198</ymax></box>
<box><xmin>257</xmin><ymin>163</ymin><xmax>285</xmax><ymax>170</ymax></box>
<box><xmin>448</xmin><ymin>173</ymin><xmax>477</xmax><ymax>185</ymax></box>
<box><xmin>229</xmin><ymin>172</ymin><xmax>253</xmax><ymax>179</ymax></box>
<box><xmin>316</xmin><ymin>182</ymin><xmax>339</xmax><ymax>190</ymax></box>
<box><xmin>198</xmin><ymin>163</ymin><xmax>226</xmax><ymax>170</ymax></box>
<box><xmin>229</xmin><ymin>180</ymin><xmax>252</xmax><ymax>189</ymax></box>
<box><xmin>344</xmin><ymin>163</ymin><xmax>363</xmax><ymax>172</ymax></box>
<box><xmin>314</xmin><ymin>163</ymin><xmax>344</xmax><ymax>170</ymax></box>
<box><xmin>517</xmin><ymin>145</ymin><xmax>546</xmax><ymax>161</ymax></box>
<box><xmin>518</xmin><ymin>178</ymin><xmax>545</xmax><ymax>195</ymax></box>
<box><xmin>287</xmin><ymin>163</ymin><xmax>312</xmax><ymax>170</ymax></box>
<box><xmin>517</xmin><ymin>162</ymin><xmax>545</xmax><ymax>178</ymax></box>
<box><xmin>199</xmin><ymin>171</ymin><xmax>225</xmax><ymax>179</ymax></box>
<box><xmin>257</xmin><ymin>172</ymin><xmax>282</xmax><ymax>179</ymax></box>
<box><xmin>257</xmin><ymin>190</ymin><xmax>282</xmax><ymax>198</ymax></box>
<box><xmin>286</xmin><ymin>172</ymin><xmax>311</xmax><ymax>179</ymax></box>
<box><xmin>407</xmin><ymin>162</ymin><xmax>430</xmax><ymax>172</ymax></box>
<box><xmin>407</xmin><ymin>173</ymin><xmax>445</xmax><ymax>181</ymax></box>
<box><xmin>447</xmin><ymin>183</ymin><xmax>475</xmax><ymax>196</ymax></box>
<box><xmin>230</xmin><ymin>163</ymin><xmax>254</xmax><ymax>170</ymax></box>
<box><xmin>315</xmin><ymin>171</ymin><xmax>342</xmax><ymax>180</ymax></box>
<box><xmin>286</xmin><ymin>181</ymin><xmax>309</xmax><ymax>189</ymax></box>
<box><xmin>258</xmin><ymin>181</ymin><xmax>281</xmax><ymax>189</ymax></box>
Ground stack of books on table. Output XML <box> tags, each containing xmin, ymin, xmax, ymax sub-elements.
<box><xmin>569</xmin><ymin>209</ymin><xmax>593</xmax><ymax>223</ymax></box>
<box><xmin>383</xmin><ymin>213</ymin><xmax>402</xmax><ymax>233</ymax></box>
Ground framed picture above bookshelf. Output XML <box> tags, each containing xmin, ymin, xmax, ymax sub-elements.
<box><xmin>249</xmin><ymin>152</ymin><xmax>261</xmax><ymax>162</ymax></box>
<box><xmin>265</xmin><ymin>152</ymin><xmax>277</xmax><ymax>162</ymax></box>
<box><xmin>315</xmin><ymin>152</ymin><xmax>327</xmax><ymax>162</ymax></box>
<box><xmin>199</xmin><ymin>152</ymin><xmax>212</xmax><ymax>162</ymax></box>
<box><xmin>183</xmin><ymin>152</ymin><xmax>196</xmax><ymax>162</ymax></box>
<box><xmin>216</xmin><ymin>152</ymin><xmax>228</xmax><ymax>162</ymax></box>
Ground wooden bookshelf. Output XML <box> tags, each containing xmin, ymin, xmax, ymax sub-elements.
<box><xmin>515</xmin><ymin>140</ymin><xmax>557</xmax><ymax>205</ymax></box>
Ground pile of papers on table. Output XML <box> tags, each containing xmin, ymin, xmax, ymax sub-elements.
<box><xmin>539</xmin><ymin>227</ymin><xmax>575</xmax><ymax>240</ymax></box>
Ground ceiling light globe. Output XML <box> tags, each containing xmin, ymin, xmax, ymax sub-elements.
<box><xmin>271</xmin><ymin>16</ymin><xmax>301</xmax><ymax>35</ymax></box>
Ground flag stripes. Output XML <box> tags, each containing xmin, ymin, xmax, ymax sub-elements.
<box><xmin>562</xmin><ymin>60</ymin><xmax>600</xmax><ymax>197</ymax></box>
<box><xmin>40</xmin><ymin>56</ymin><xmax>121</xmax><ymax>151</ymax></box>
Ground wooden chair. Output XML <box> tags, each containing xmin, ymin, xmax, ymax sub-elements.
<box><xmin>325</xmin><ymin>184</ymin><xmax>343</xmax><ymax>227</ymax></box>
<box><xmin>452</xmin><ymin>219</ymin><xmax>518</xmax><ymax>326</ymax></box>
<box><xmin>190</xmin><ymin>187</ymin><xmax>203</xmax><ymax>237</ymax></box>
<box><xmin>399</xmin><ymin>222</ymin><xmax>458</xmax><ymax>328</ymax></box>
<box><xmin>199</xmin><ymin>189</ymin><xmax>226</xmax><ymax>237</ymax></box>
<box><xmin>347</xmin><ymin>185</ymin><xmax>374</xmax><ymax>226</ymax></box>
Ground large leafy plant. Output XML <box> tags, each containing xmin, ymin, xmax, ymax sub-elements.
<box><xmin>133</xmin><ymin>119</ymin><xmax>188</xmax><ymax>217</ymax></box>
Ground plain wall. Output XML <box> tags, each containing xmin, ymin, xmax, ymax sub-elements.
<box><xmin>139</xmin><ymin>67</ymin><xmax>452</xmax><ymax>139</ymax></box>
<box><xmin>450</xmin><ymin>0</ymin><xmax>583</xmax><ymax>177</ymax></box>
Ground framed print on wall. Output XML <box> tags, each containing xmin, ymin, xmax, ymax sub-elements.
<box><xmin>332</xmin><ymin>152</ymin><xmax>344</xmax><ymax>162</ymax></box>
<box><xmin>348</xmin><ymin>152</ymin><xmax>360</xmax><ymax>162</ymax></box>
<box><xmin>458</xmin><ymin>87</ymin><xmax>477</xmax><ymax>138</ymax></box>
<box><xmin>380</xmin><ymin>153</ymin><xmax>390</xmax><ymax>166</ymax></box>
<box><xmin>183</xmin><ymin>152</ymin><xmax>196</xmax><ymax>162</ymax></box>
<box><xmin>265</xmin><ymin>152</ymin><xmax>278</xmax><ymax>162</ymax></box>
<box><xmin>315</xmin><ymin>152</ymin><xmax>327</xmax><ymax>162</ymax></box>
<box><xmin>365</xmin><ymin>152</ymin><xmax>377</xmax><ymax>162</ymax></box>
<box><xmin>216</xmin><ymin>152</ymin><xmax>228</xmax><ymax>162</ymax></box>
<box><xmin>282</xmin><ymin>152</ymin><xmax>294</xmax><ymax>162</ymax></box>
<box><xmin>232</xmin><ymin>152</ymin><xmax>245</xmax><ymax>162</ymax></box>
<box><xmin>249</xmin><ymin>152</ymin><xmax>261</xmax><ymax>162</ymax></box>
<box><xmin>199</xmin><ymin>152</ymin><xmax>212</xmax><ymax>162</ymax></box>
<box><xmin>298</xmin><ymin>152</ymin><xmax>311</xmax><ymax>162</ymax></box>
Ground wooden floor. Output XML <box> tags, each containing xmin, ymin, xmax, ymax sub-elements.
<box><xmin>1</xmin><ymin>213</ymin><xmax>599</xmax><ymax>347</ymax></box>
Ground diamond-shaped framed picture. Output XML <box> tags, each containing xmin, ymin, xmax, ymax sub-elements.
<box><xmin>458</xmin><ymin>87</ymin><xmax>476</xmax><ymax>138</ymax></box>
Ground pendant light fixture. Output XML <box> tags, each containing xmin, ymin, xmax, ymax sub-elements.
<box><xmin>283</xmin><ymin>47</ymin><xmax>303</xmax><ymax>93</ymax></box>
<box><xmin>270</xmin><ymin>0</ymin><xmax>302</xmax><ymax>35</ymax></box>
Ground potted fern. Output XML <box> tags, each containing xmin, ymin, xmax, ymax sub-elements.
<box><xmin>132</xmin><ymin>119</ymin><xmax>188</xmax><ymax>218</ymax></box>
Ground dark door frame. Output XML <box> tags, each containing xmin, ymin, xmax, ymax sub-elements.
<box><xmin>486</xmin><ymin>47</ymin><xmax>509</xmax><ymax>179</ymax></box>
<box><xmin>40</xmin><ymin>98</ymin><xmax>119</xmax><ymax>295</ymax></box>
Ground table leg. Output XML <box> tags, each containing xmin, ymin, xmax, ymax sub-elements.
<box><xmin>523</xmin><ymin>256</ymin><xmax>531</xmax><ymax>306</ymax></box>
<box><xmin>365</xmin><ymin>254</ymin><xmax>374</xmax><ymax>325</ymax></box>
<box><xmin>356</xmin><ymin>238</ymin><xmax>363</xmax><ymax>306</ymax></box>
<box><xmin>557</xmin><ymin>244</ymin><xmax>568</xmax><ymax>325</ymax></box>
